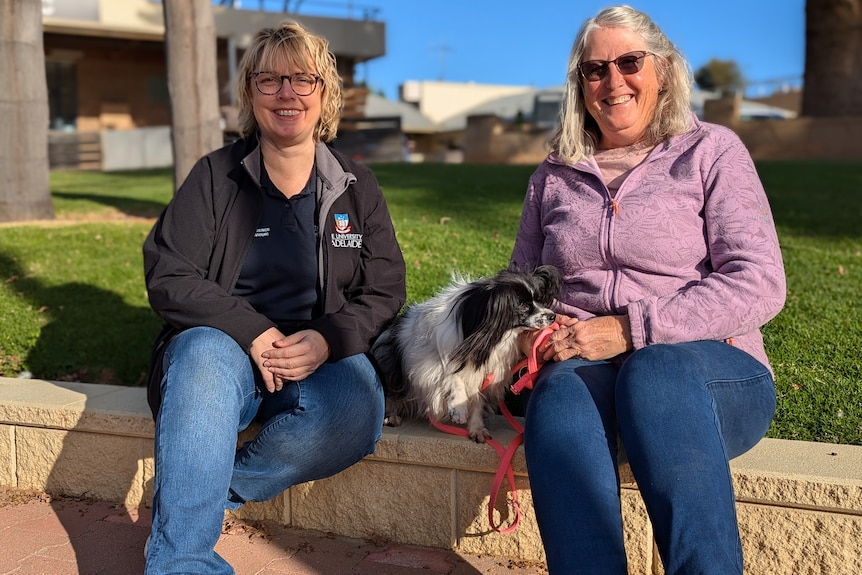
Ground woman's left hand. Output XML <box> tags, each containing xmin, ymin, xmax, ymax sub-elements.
<box><xmin>541</xmin><ymin>315</ymin><xmax>633</xmax><ymax>362</ymax></box>
<box><xmin>261</xmin><ymin>329</ymin><xmax>331</xmax><ymax>384</ymax></box>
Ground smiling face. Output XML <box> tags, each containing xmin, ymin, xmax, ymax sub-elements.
<box><xmin>252</xmin><ymin>55</ymin><xmax>322</xmax><ymax>150</ymax></box>
<box><xmin>581</xmin><ymin>26</ymin><xmax>661</xmax><ymax>149</ymax></box>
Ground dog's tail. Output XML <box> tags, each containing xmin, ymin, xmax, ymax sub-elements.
<box><xmin>368</xmin><ymin>323</ymin><xmax>409</xmax><ymax>400</ymax></box>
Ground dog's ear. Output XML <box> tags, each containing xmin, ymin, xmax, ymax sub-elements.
<box><xmin>532</xmin><ymin>265</ymin><xmax>561</xmax><ymax>306</ymax></box>
<box><xmin>450</xmin><ymin>282</ymin><xmax>518</xmax><ymax>371</ymax></box>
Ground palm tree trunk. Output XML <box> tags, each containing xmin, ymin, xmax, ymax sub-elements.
<box><xmin>0</xmin><ymin>0</ymin><xmax>54</xmax><ymax>222</ymax></box>
<box><xmin>163</xmin><ymin>0</ymin><xmax>223</xmax><ymax>192</ymax></box>
<box><xmin>802</xmin><ymin>0</ymin><xmax>862</xmax><ymax>116</ymax></box>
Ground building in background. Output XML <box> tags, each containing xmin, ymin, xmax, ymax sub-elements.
<box><xmin>41</xmin><ymin>0</ymin><xmax>385</xmax><ymax>169</ymax></box>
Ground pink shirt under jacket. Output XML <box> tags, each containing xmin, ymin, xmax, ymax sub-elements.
<box><xmin>510</xmin><ymin>118</ymin><xmax>786</xmax><ymax>372</ymax></box>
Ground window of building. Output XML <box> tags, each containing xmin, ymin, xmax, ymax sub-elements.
<box><xmin>147</xmin><ymin>75</ymin><xmax>169</xmax><ymax>103</ymax></box>
<box><xmin>46</xmin><ymin>60</ymin><xmax>78</xmax><ymax>131</ymax></box>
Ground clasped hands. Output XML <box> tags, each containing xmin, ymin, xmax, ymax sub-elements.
<box><xmin>250</xmin><ymin>326</ymin><xmax>331</xmax><ymax>392</ymax></box>
<box><xmin>520</xmin><ymin>314</ymin><xmax>633</xmax><ymax>364</ymax></box>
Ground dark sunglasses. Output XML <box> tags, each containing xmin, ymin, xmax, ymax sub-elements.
<box><xmin>578</xmin><ymin>50</ymin><xmax>655</xmax><ymax>81</ymax></box>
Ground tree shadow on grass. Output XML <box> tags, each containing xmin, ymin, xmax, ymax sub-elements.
<box><xmin>757</xmin><ymin>160</ymin><xmax>862</xmax><ymax>240</ymax></box>
<box><xmin>50</xmin><ymin>167</ymin><xmax>173</xmax><ymax>220</ymax></box>
<box><xmin>26</xmin><ymin>281</ymin><xmax>160</xmax><ymax>385</ymax></box>
<box><xmin>0</xmin><ymin>250</ymin><xmax>161</xmax><ymax>385</ymax></box>
<box><xmin>52</xmin><ymin>191</ymin><xmax>167</xmax><ymax>219</ymax></box>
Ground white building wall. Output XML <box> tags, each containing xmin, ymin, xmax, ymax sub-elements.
<box><xmin>401</xmin><ymin>80</ymin><xmax>534</xmax><ymax>125</ymax></box>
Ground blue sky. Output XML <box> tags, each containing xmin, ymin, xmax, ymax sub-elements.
<box><xmin>252</xmin><ymin>1</ymin><xmax>806</xmax><ymax>100</ymax></box>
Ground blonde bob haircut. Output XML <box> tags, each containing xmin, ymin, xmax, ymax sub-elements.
<box><xmin>551</xmin><ymin>5</ymin><xmax>693</xmax><ymax>163</ymax></box>
<box><xmin>236</xmin><ymin>21</ymin><xmax>342</xmax><ymax>142</ymax></box>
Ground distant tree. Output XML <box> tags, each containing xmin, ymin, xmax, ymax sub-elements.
<box><xmin>163</xmin><ymin>0</ymin><xmax>222</xmax><ymax>193</ymax></box>
<box><xmin>0</xmin><ymin>0</ymin><xmax>54</xmax><ymax>223</ymax></box>
<box><xmin>694</xmin><ymin>58</ymin><xmax>745</xmax><ymax>95</ymax></box>
<box><xmin>802</xmin><ymin>0</ymin><xmax>862</xmax><ymax>116</ymax></box>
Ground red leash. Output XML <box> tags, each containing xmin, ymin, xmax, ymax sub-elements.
<box><xmin>427</xmin><ymin>415</ymin><xmax>522</xmax><ymax>533</ymax></box>
<box><xmin>510</xmin><ymin>322</ymin><xmax>559</xmax><ymax>395</ymax></box>
<box><xmin>427</xmin><ymin>322</ymin><xmax>559</xmax><ymax>533</ymax></box>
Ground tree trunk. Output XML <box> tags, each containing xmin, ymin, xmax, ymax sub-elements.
<box><xmin>0</xmin><ymin>0</ymin><xmax>54</xmax><ymax>222</ymax></box>
<box><xmin>802</xmin><ymin>0</ymin><xmax>862</xmax><ymax>116</ymax></box>
<box><xmin>163</xmin><ymin>0</ymin><xmax>223</xmax><ymax>192</ymax></box>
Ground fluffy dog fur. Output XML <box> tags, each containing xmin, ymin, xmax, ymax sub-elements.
<box><xmin>370</xmin><ymin>265</ymin><xmax>561</xmax><ymax>442</ymax></box>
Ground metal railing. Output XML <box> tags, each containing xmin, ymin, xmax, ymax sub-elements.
<box><xmin>215</xmin><ymin>0</ymin><xmax>381</xmax><ymax>20</ymax></box>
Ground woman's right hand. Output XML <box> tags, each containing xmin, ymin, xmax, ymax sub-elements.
<box><xmin>518</xmin><ymin>314</ymin><xmax>579</xmax><ymax>361</ymax></box>
<box><xmin>249</xmin><ymin>327</ymin><xmax>287</xmax><ymax>393</ymax></box>
<box><xmin>542</xmin><ymin>314</ymin><xmax>633</xmax><ymax>362</ymax></box>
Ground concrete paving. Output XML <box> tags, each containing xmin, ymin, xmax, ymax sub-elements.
<box><xmin>0</xmin><ymin>488</ymin><xmax>548</xmax><ymax>575</ymax></box>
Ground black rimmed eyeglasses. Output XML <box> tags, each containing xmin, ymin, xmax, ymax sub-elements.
<box><xmin>251</xmin><ymin>71</ymin><xmax>321</xmax><ymax>96</ymax></box>
<box><xmin>578</xmin><ymin>51</ymin><xmax>655</xmax><ymax>82</ymax></box>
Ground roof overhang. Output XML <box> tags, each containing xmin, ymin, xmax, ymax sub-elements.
<box><xmin>43</xmin><ymin>7</ymin><xmax>385</xmax><ymax>63</ymax></box>
<box><xmin>43</xmin><ymin>18</ymin><xmax>163</xmax><ymax>42</ymax></box>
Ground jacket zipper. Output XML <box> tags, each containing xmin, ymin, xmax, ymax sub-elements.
<box><xmin>605</xmin><ymin>191</ymin><xmax>619</xmax><ymax>313</ymax></box>
<box><xmin>601</xmin><ymin>143</ymin><xmax>672</xmax><ymax>313</ymax></box>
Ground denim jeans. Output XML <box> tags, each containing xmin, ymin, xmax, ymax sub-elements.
<box><xmin>523</xmin><ymin>341</ymin><xmax>776</xmax><ymax>575</ymax></box>
<box><xmin>145</xmin><ymin>327</ymin><xmax>385</xmax><ymax>575</ymax></box>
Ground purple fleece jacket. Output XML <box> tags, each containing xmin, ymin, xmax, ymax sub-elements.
<box><xmin>510</xmin><ymin>118</ymin><xmax>786</xmax><ymax>372</ymax></box>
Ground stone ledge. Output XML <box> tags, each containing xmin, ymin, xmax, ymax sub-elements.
<box><xmin>1</xmin><ymin>377</ymin><xmax>860</xmax><ymax>574</ymax></box>
<box><xmin>731</xmin><ymin>439</ymin><xmax>862</xmax><ymax>514</ymax></box>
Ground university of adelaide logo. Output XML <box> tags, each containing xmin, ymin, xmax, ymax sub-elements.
<box><xmin>331</xmin><ymin>213</ymin><xmax>362</xmax><ymax>248</ymax></box>
<box><xmin>334</xmin><ymin>213</ymin><xmax>351</xmax><ymax>234</ymax></box>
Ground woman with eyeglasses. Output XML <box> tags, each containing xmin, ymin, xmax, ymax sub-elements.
<box><xmin>142</xmin><ymin>21</ymin><xmax>405</xmax><ymax>573</ymax></box>
<box><xmin>511</xmin><ymin>6</ymin><xmax>785</xmax><ymax>574</ymax></box>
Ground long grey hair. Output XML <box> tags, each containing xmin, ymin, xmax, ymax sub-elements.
<box><xmin>551</xmin><ymin>5</ymin><xmax>693</xmax><ymax>163</ymax></box>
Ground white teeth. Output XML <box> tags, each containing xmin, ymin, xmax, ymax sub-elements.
<box><xmin>605</xmin><ymin>95</ymin><xmax>632</xmax><ymax>105</ymax></box>
<box><xmin>276</xmin><ymin>110</ymin><xmax>300</xmax><ymax>116</ymax></box>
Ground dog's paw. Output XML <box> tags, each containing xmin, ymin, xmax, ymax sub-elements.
<box><xmin>468</xmin><ymin>426</ymin><xmax>492</xmax><ymax>443</ymax></box>
<box><xmin>448</xmin><ymin>404</ymin><xmax>468</xmax><ymax>425</ymax></box>
<box><xmin>384</xmin><ymin>414</ymin><xmax>403</xmax><ymax>427</ymax></box>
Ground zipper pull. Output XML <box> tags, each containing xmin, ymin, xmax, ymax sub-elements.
<box><xmin>610</xmin><ymin>199</ymin><xmax>620</xmax><ymax>215</ymax></box>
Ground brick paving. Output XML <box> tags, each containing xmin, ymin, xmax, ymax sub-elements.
<box><xmin>0</xmin><ymin>489</ymin><xmax>548</xmax><ymax>575</ymax></box>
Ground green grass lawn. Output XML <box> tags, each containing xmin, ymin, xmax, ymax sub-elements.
<box><xmin>0</xmin><ymin>161</ymin><xmax>859</xmax><ymax>445</ymax></box>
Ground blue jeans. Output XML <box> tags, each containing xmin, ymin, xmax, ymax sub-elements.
<box><xmin>145</xmin><ymin>327</ymin><xmax>385</xmax><ymax>574</ymax></box>
<box><xmin>523</xmin><ymin>341</ymin><xmax>775</xmax><ymax>575</ymax></box>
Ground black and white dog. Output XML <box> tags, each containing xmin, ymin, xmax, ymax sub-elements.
<box><xmin>370</xmin><ymin>265</ymin><xmax>560</xmax><ymax>442</ymax></box>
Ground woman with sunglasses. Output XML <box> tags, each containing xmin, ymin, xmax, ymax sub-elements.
<box><xmin>142</xmin><ymin>21</ymin><xmax>405</xmax><ymax>574</ymax></box>
<box><xmin>511</xmin><ymin>6</ymin><xmax>785</xmax><ymax>574</ymax></box>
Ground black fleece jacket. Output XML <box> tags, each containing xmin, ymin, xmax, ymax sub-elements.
<box><xmin>142</xmin><ymin>136</ymin><xmax>406</xmax><ymax>417</ymax></box>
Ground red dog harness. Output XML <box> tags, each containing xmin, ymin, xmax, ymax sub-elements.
<box><xmin>428</xmin><ymin>322</ymin><xmax>559</xmax><ymax>533</ymax></box>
